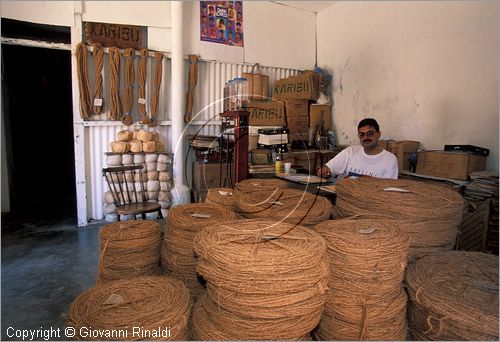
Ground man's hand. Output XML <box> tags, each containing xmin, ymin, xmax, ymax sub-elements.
<box><xmin>316</xmin><ymin>165</ymin><xmax>332</xmax><ymax>179</ymax></box>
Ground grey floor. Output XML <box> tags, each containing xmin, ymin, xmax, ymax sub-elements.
<box><xmin>1</xmin><ymin>215</ymin><xmax>164</xmax><ymax>341</ymax></box>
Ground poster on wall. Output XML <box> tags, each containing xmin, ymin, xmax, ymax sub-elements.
<box><xmin>200</xmin><ymin>1</ymin><xmax>244</xmax><ymax>47</ymax></box>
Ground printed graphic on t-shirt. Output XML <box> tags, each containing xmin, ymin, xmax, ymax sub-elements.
<box><xmin>347</xmin><ymin>169</ymin><xmax>378</xmax><ymax>178</ymax></box>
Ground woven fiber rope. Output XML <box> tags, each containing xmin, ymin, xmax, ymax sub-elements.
<box><xmin>235</xmin><ymin>178</ymin><xmax>288</xmax><ymax>193</ymax></box>
<box><xmin>66</xmin><ymin>276</ymin><xmax>190</xmax><ymax>340</ymax></box>
<box><xmin>192</xmin><ymin>219</ymin><xmax>329</xmax><ymax>340</ymax></box>
<box><xmin>406</xmin><ymin>251</ymin><xmax>498</xmax><ymax>341</ymax></box>
<box><xmin>98</xmin><ymin>220</ymin><xmax>161</xmax><ymax>284</ymax></box>
<box><xmin>237</xmin><ymin>188</ymin><xmax>332</xmax><ymax>227</ymax></box>
<box><xmin>161</xmin><ymin>203</ymin><xmax>237</xmax><ymax>299</ymax></box>
<box><xmin>313</xmin><ymin>219</ymin><xmax>410</xmax><ymax>340</ymax></box>
<box><xmin>205</xmin><ymin>188</ymin><xmax>237</xmax><ymax>211</ymax></box>
<box><xmin>334</xmin><ymin>177</ymin><xmax>464</xmax><ymax>262</ymax></box>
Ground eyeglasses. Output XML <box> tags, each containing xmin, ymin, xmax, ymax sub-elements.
<box><xmin>358</xmin><ymin>130</ymin><xmax>376</xmax><ymax>138</ymax></box>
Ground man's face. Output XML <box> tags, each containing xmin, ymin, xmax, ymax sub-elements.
<box><xmin>358</xmin><ymin>125</ymin><xmax>380</xmax><ymax>149</ymax></box>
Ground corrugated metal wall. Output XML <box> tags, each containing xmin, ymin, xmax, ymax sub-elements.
<box><xmin>85</xmin><ymin>58</ymin><xmax>299</xmax><ymax>220</ymax></box>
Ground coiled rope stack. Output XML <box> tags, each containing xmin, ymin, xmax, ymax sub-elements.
<box><xmin>97</xmin><ymin>220</ymin><xmax>161</xmax><ymax>284</ymax></box>
<box><xmin>313</xmin><ymin>219</ymin><xmax>410</xmax><ymax>340</ymax></box>
<box><xmin>235</xmin><ymin>178</ymin><xmax>288</xmax><ymax>193</ymax></box>
<box><xmin>66</xmin><ymin>276</ymin><xmax>191</xmax><ymax>340</ymax></box>
<box><xmin>406</xmin><ymin>251</ymin><xmax>498</xmax><ymax>340</ymax></box>
<box><xmin>205</xmin><ymin>188</ymin><xmax>237</xmax><ymax>211</ymax></box>
<box><xmin>192</xmin><ymin>219</ymin><xmax>330</xmax><ymax>340</ymax></box>
<box><xmin>237</xmin><ymin>188</ymin><xmax>332</xmax><ymax>227</ymax></box>
<box><xmin>334</xmin><ymin>178</ymin><xmax>464</xmax><ymax>262</ymax></box>
<box><xmin>161</xmin><ymin>203</ymin><xmax>237</xmax><ymax>298</ymax></box>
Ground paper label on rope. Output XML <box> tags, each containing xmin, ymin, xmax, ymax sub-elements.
<box><xmin>191</xmin><ymin>213</ymin><xmax>211</xmax><ymax>218</ymax></box>
<box><xmin>93</xmin><ymin>98</ymin><xmax>103</xmax><ymax>106</ymax></box>
<box><xmin>103</xmin><ymin>293</ymin><xmax>125</xmax><ymax>305</ymax></box>
<box><xmin>383</xmin><ymin>187</ymin><xmax>410</xmax><ymax>193</ymax></box>
<box><xmin>218</xmin><ymin>190</ymin><xmax>231</xmax><ymax>196</ymax></box>
<box><xmin>261</xmin><ymin>235</ymin><xmax>279</xmax><ymax>241</ymax></box>
<box><xmin>138</xmin><ymin>98</ymin><xmax>147</xmax><ymax>104</ymax></box>
<box><xmin>359</xmin><ymin>227</ymin><xmax>376</xmax><ymax>234</ymax></box>
<box><xmin>269</xmin><ymin>201</ymin><xmax>284</xmax><ymax>206</ymax></box>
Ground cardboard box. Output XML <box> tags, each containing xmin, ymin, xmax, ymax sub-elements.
<box><xmin>250</xmin><ymin>149</ymin><xmax>270</xmax><ymax>164</ymax></box>
<box><xmin>283</xmin><ymin>150</ymin><xmax>318</xmax><ymax>173</ymax></box>
<box><xmin>309</xmin><ymin>104</ymin><xmax>331</xmax><ymax>130</ymax></box>
<box><xmin>391</xmin><ymin>140</ymin><xmax>420</xmax><ymax>171</ymax></box>
<box><xmin>416</xmin><ymin>151</ymin><xmax>486</xmax><ymax>180</ymax></box>
<box><xmin>378</xmin><ymin>140</ymin><xmax>389</xmax><ymax>151</ymax></box>
<box><xmin>285</xmin><ymin>99</ymin><xmax>309</xmax><ymax>117</ymax></box>
<box><xmin>246</xmin><ymin>101</ymin><xmax>286</xmax><ymax>126</ymax></box>
<box><xmin>272</xmin><ymin>72</ymin><xmax>319</xmax><ymax>100</ymax></box>
<box><xmin>287</xmin><ymin>115</ymin><xmax>309</xmax><ymax>133</ymax></box>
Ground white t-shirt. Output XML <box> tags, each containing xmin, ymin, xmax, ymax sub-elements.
<box><xmin>325</xmin><ymin>145</ymin><xmax>398</xmax><ymax>179</ymax></box>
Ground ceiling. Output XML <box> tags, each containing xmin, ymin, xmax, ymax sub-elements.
<box><xmin>273</xmin><ymin>1</ymin><xmax>337</xmax><ymax>13</ymax></box>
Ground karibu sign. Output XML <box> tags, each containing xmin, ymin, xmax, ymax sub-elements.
<box><xmin>85</xmin><ymin>22</ymin><xmax>145</xmax><ymax>49</ymax></box>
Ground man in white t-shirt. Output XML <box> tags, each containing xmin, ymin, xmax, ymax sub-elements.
<box><xmin>317</xmin><ymin>118</ymin><xmax>398</xmax><ymax>179</ymax></box>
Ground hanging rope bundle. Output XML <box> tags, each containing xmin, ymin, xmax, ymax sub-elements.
<box><xmin>184</xmin><ymin>54</ymin><xmax>199</xmax><ymax>123</ymax></box>
<box><xmin>313</xmin><ymin>218</ymin><xmax>410</xmax><ymax>340</ymax></box>
<box><xmin>235</xmin><ymin>178</ymin><xmax>288</xmax><ymax>194</ymax></box>
<box><xmin>192</xmin><ymin>219</ymin><xmax>329</xmax><ymax>340</ymax></box>
<box><xmin>205</xmin><ymin>188</ymin><xmax>237</xmax><ymax>211</ymax></box>
<box><xmin>75</xmin><ymin>42</ymin><xmax>92</xmax><ymax>120</ymax></box>
<box><xmin>237</xmin><ymin>188</ymin><xmax>332</xmax><ymax>227</ymax></box>
<box><xmin>97</xmin><ymin>220</ymin><xmax>161</xmax><ymax>284</ymax></box>
<box><xmin>406</xmin><ymin>251</ymin><xmax>498</xmax><ymax>341</ymax></box>
<box><xmin>92</xmin><ymin>43</ymin><xmax>105</xmax><ymax>115</ymax></box>
<box><xmin>137</xmin><ymin>48</ymin><xmax>151</xmax><ymax>125</ymax></box>
<box><xmin>334</xmin><ymin>177</ymin><xmax>464</xmax><ymax>262</ymax></box>
<box><xmin>161</xmin><ymin>203</ymin><xmax>237</xmax><ymax>299</ymax></box>
<box><xmin>121</xmin><ymin>48</ymin><xmax>135</xmax><ymax>126</ymax></box>
<box><xmin>108</xmin><ymin>47</ymin><xmax>122</xmax><ymax>121</ymax></box>
<box><xmin>66</xmin><ymin>276</ymin><xmax>191</xmax><ymax>340</ymax></box>
<box><xmin>148</xmin><ymin>51</ymin><xmax>163</xmax><ymax>128</ymax></box>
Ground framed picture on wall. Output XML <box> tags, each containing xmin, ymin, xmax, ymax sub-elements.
<box><xmin>200</xmin><ymin>0</ymin><xmax>243</xmax><ymax>47</ymax></box>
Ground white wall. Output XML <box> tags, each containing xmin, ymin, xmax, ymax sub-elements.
<box><xmin>317</xmin><ymin>1</ymin><xmax>499</xmax><ymax>171</ymax></box>
<box><xmin>0</xmin><ymin>1</ymin><xmax>75</xmax><ymax>26</ymax></box>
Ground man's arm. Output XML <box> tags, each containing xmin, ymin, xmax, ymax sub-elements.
<box><xmin>316</xmin><ymin>148</ymin><xmax>351</xmax><ymax>179</ymax></box>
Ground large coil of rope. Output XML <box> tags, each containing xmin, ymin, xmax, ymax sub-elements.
<box><xmin>161</xmin><ymin>203</ymin><xmax>237</xmax><ymax>299</ymax></box>
<box><xmin>66</xmin><ymin>276</ymin><xmax>191</xmax><ymax>340</ymax></box>
<box><xmin>192</xmin><ymin>219</ymin><xmax>330</xmax><ymax>340</ymax></box>
<box><xmin>205</xmin><ymin>188</ymin><xmax>238</xmax><ymax>212</ymax></box>
<box><xmin>97</xmin><ymin>220</ymin><xmax>161</xmax><ymax>284</ymax></box>
<box><xmin>334</xmin><ymin>177</ymin><xmax>464</xmax><ymax>262</ymax></box>
<box><xmin>406</xmin><ymin>251</ymin><xmax>498</xmax><ymax>340</ymax></box>
<box><xmin>237</xmin><ymin>188</ymin><xmax>332</xmax><ymax>227</ymax></box>
<box><xmin>313</xmin><ymin>218</ymin><xmax>410</xmax><ymax>341</ymax></box>
<box><xmin>234</xmin><ymin>178</ymin><xmax>288</xmax><ymax>193</ymax></box>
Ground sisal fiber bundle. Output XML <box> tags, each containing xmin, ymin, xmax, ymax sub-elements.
<box><xmin>160</xmin><ymin>182</ymin><xmax>172</xmax><ymax>191</ymax></box>
<box><xmin>147</xmin><ymin>191</ymin><xmax>158</xmax><ymax>201</ymax></box>
<box><xmin>66</xmin><ymin>276</ymin><xmax>191</xmax><ymax>340</ymax></box>
<box><xmin>159</xmin><ymin>171</ymin><xmax>171</xmax><ymax>182</ymax></box>
<box><xmin>158</xmin><ymin>190</ymin><xmax>170</xmax><ymax>202</ymax></box>
<box><xmin>104</xmin><ymin>191</ymin><xmax>114</xmax><ymax>204</ymax></box>
<box><xmin>147</xmin><ymin>170</ymin><xmax>159</xmax><ymax>181</ymax></box>
<box><xmin>406</xmin><ymin>251</ymin><xmax>498</xmax><ymax>341</ymax></box>
<box><xmin>97</xmin><ymin>220</ymin><xmax>161</xmax><ymax>284</ymax></box>
<box><xmin>156</xmin><ymin>162</ymin><xmax>168</xmax><ymax>171</ymax></box>
<box><xmin>205</xmin><ymin>188</ymin><xmax>237</xmax><ymax>211</ymax></box>
<box><xmin>110</xmin><ymin>141</ymin><xmax>130</xmax><ymax>153</ymax></box>
<box><xmin>161</xmin><ymin>203</ymin><xmax>237</xmax><ymax>299</ymax></box>
<box><xmin>237</xmin><ymin>188</ymin><xmax>332</xmax><ymax>227</ymax></box>
<box><xmin>192</xmin><ymin>219</ymin><xmax>329</xmax><ymax>340</ymax></box>
<box><xmin>116</xmin><ymin>130</ymin><xmax>133</xmax><ymax>142</ymax></box>
<box><xmin>133</xmin><ymin>153</ymin><xmax>145</xmax><ymax>164</ymax></box>
<box><xmin>235</xmin><ymin>178</ymin><xmax>288</xmax><ymax>193</ymax></box>
<box><xmin>334</xmin><ymin>178</ymin><xmax>464</xmax><ymax>262</ymax></box>
<box><xmin>137</xmin><ymin>129</ymin><xmax>154</xmax><ymax>142</ymax></box>
<box><xmin>106</xmin><ymin>154</ymin><xmax>122</xmax><ymax>166</ymax></box>
<box><xmin>146</xmin><ymin>162</ymin><xmax>157</xmax><ymax>171</ymax></box>
<box><xmin>155</xmin><ymin>142</ymin><xmax>165</xmax><ymax>152</ymax></box>
<box><xmin>145</xmin><ymin>153</ymin><xmax>158</xmax><ymax>162</ymax></box>
<box><xmin>121</xmin><ymin>153</ymin><xmax>133</xmax><ymax>165</ymax></box>
<box><xmin>143</xmin><ymin>141</ymin><xmax>156</xmax><ymax>153</ymax></box>
<box><xmin>313</xmin><ymin>219</ymin><xmax>410</xmax><ymax>340</ymax></box>
<box><xmin>158</xmin><ymin>153</ymin><xmax>171</xmax><ymax>164</ymax></box>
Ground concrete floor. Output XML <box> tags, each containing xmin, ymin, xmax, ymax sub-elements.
<box><xmin>1</xmin><ymin>215</ymin><xmax>164</xmax><ymax>341</ymax></box>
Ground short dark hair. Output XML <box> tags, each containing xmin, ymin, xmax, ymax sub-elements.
<box><xmin>358</xmin><ymin>118</ymin><xmax>380</xmax><ymax>132</ymax></box>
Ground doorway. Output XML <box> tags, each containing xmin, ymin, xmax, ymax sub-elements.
<box><xmin>1</xmin><ymin>43</ymin><xmax>76</xmax><ymax>224</ymax></box>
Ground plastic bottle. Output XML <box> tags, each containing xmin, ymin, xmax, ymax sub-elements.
<box><xmin>275</xmin><ymin>153</ymin><xmax>283</xmax><ymax>174</ymax></box>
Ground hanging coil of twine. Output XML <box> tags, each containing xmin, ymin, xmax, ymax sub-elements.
<box><xmin>334</xmin><ymin>177</ymin><xmax>464</xmax><ymax>262</ymax></box>
<box><xmin>92</xmin><ymin>43</ymin><xmax>104</xmax><ymax>115</ymax></box>
<box><xmin>406</xmin><ymin>251</ymin><xmax>498</xmax><ymax>341</ymax></box>
<box><xmin>75</xmin><ymin>43</ymin><xmax>92</xmax><ymax>120</ymax></box>
<box><xmin>137</xmin><ymin>48</ymin><xmax>151</xmax><ymax>125</ymax></box>
<box><xmin>148</xmin><ymin>51</ymin><xmax>163</xmax><ymax>128</ymax></box>
<box><xmin>235</xmin><ymin>178</ymin><xmax>288</xmax><ymax>194</ymax></box>
<box><xmin>121</xmin><ymin>48</ymin><xmax>135</xmax><ymax>126</ymax></box>
<box><xmin>66</xmin><ymin>276</ymin><xmax>191</xmax><ymax>340</ymax></box>
<box><xmin>192</xmin><ymin>219</ymin><xmax>329</xmax><ymax>340</ymax></box>
<box><xmin>161</xmin><ymin>203</ymin><xmax>237</xmax><ymax>298</ymax></box>
<box><xmin>237</xmin><ymin>188</ymin><xmax>332</xmax><ymax>227</ymax></box>
<box><xmin>313</xmin><ymin>218</ymin><xmax>410</xmax><ymax>340</ymax></box>
<box><xmin>205</xmin><ymin>188</ymin><xmax>237</xmax><ymax>211</ymax></box>
<box><xmin>97</xmin><ymin>220</ymin><xmax>161</xmax><ymax>284</ymax></box>
<box><xmin>108</xmin><ymin>47</ymin><xmax>122</xmax><ymax>121</ymax></box>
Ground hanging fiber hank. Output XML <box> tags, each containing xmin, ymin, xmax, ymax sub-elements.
<box><xmin>121</xmin><ymin>48</ymin><xmax>135</xmax><ymax>126</ymax></box>
<box><xmin>92</xmin><ymin>43</ymin><xmax>105</xmax><ymax>115</ymax></box>
<box><xmin>138</xmin><ymin>48</ymin><xmax>151</xmax><ymax>126</ymax></box>
<box><xmin>75</xmin><ymin>42</ymin><xmax>92</xmax><ymax>120</ymax></box>
<box><xmin>149</xmin><ymin>51</ymin><xmax>164</xmax><ymax>127</ymax></box>
<box><xmin>185</xmin><ymin>54</ymin><xmax>199</xmax><ymax>123</ymax></box>
<box><xmin>108</xmin><ymin>47</ymin><xmax>122</xmax><ymax>121</ymax></box>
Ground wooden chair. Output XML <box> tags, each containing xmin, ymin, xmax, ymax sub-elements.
<box><xmin>103</xmin><ymin>165</ymin><xmax>163</xmax><ymax>221</ymax></box>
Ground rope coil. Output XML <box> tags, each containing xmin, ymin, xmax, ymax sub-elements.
<box><xmin>313</xmin><ymin>218</ymin><xmax>410</xmax><ymax>340</ymax></box>
<box><xmin>108</xmin><ymin>47</ymin><xmax>122</xmax><ymax>121</ymax></box>
<box><xmin>205</xmin><ymin>188</ymin><xmax>237</xmax><ymax>211</ymax></box>
<box><xmin>138</xmin><ymin>48</ymin><xmax>151</xmax><ymax>125</ymax></box>
<box><xmin>97</xmin><ymin>220</ymin><xmax>161</xmax><ymax>284</ymax></box>
<box><xmin>92</xmin><ymin>43</ymin><xmax>104</xmax><ymax>115</ymax></box>
<box><xmin>406</xmin><ymin>251</ymin><xmax>499</xmax><ymax>340</ymax></box>
<box><xmin>66</xmin><ymin>276</ymin><xmax>191</xmax><ymax>340</ymax></box>
<box><xmin>235</xmin><ymin>178</ymin><xmax>288</xmax><ymax>193</ymax></box>
<box><xmin>149</xmin><ymin>51</ymin><xmax>163</xmax><ymax>127</ymax></box>
<box><xmin>75</xmin><ymin>43</ymin><xmax>92</xmax><ymax>120</ymax></box>
<box><xmin>121</xmin><ymin>48</ymin><xmax>135</xmax><ymax>125</ymax></box>
<box><xmin>192</xmin><ymin>219</ymin><xmax>330</xmax><ymax>340</ymax></box>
